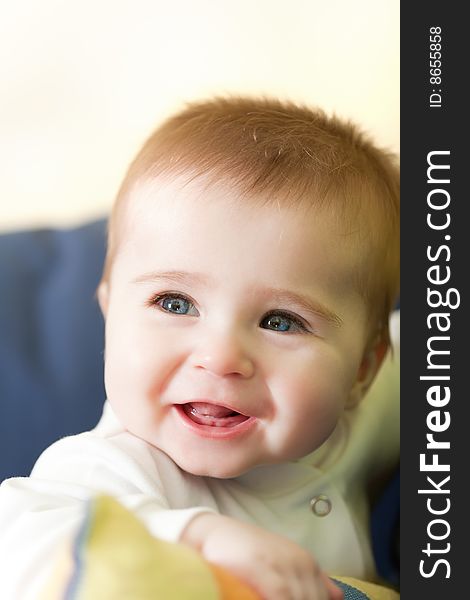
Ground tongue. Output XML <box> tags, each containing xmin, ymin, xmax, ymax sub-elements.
<box><xmin>189</xmin><ymin>402</ymin><xmax>235</xmax><ymax>418</ymax></box>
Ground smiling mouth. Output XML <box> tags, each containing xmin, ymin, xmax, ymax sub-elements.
<box><xmin>182</xmin><ymin>402</ymin><xmax>250</xmax><ymax>428</ymax></box>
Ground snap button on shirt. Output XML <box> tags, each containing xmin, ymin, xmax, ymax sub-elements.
<box><xmin>310</xmin><ymin>494</ymin><xmax>332</xmax><ymax>517</ymax></box>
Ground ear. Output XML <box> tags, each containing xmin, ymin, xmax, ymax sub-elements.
<box><xmin>347</xmin><ymin>339</ymin><xmax>389</xmax><ymax>409</ymax></box>
<box><xmin>97</xmin><ymin>281</ymin><xmax>109</xmax><ymax>317</ymax></box>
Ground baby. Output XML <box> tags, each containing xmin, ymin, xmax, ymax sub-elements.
<box><xmin>0</xmin><ymin>97</ymin><xmax>400</xmax><ymax>599</ymax></box>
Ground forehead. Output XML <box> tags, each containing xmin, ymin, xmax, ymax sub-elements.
<box><xmin>116</xmin><ymin>176</ymin><xmax>363</xmax><ymax>294</ymax></box>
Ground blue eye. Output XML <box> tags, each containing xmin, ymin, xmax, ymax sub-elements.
<box><xmin>260</xmin><ymin>312</ymin><xmax>308</xmax><ymax>333</ymax></box>
<box><xmin>154</xmin><ymin>294</ymin><xmax>198</xmax><ymax>316</ymax></box>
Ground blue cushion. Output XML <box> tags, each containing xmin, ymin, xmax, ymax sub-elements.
<box><xmin>0</xmin><ymin>220</ymin><xmax>107</xmax><ymax>481</ymax></box>
<box><xmin>371</xmin><ymin>470</ymin><xmax>399</xmax><ymax>586</ymax></box>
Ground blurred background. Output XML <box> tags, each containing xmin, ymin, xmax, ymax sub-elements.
<box><xmin>0</xmin><ymin>0</ymin><xmax>399</xmax><ymax>232</ymax></box>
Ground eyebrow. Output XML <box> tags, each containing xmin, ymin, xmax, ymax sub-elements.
<box><xmin>133</xmin><ymin>270</ymin><xmax>343</xmax><ymax>327</ymax></box>
<box><xmin>133</xmin><ymin>270</ymin><xmax>211</xmax><ymax>286</ymax></box>
<box><xmin>264</xmin><ymin>288</ymin><xmax>343</xmax><ymax>327</ymax></box>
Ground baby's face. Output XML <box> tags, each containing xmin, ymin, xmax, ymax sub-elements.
<box><xmin>100</xmin><ymin>177</ymin><xmax>372</xmax><ymax>478</ymax></box>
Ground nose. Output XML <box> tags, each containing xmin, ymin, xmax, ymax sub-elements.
<box><xmin>191</xmin><ymin>328</ymin><xmax>255</xmax><ymax>379</ymax></box>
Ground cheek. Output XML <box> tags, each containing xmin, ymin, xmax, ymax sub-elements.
<box><xmin>103</xmin><ymin>338</ymin><xmax>172</xmax><ymax>437</ymax></box>
<box><xmin>103</xmin><ymin>317</ymin><xmax>178</xmax><ymax>405</ymax></box>
<box><xmin>272</xmin><ymin>351</ymin><xmax>355</xmax><ymax>431</ymax></box>
<box><xmin>275</xmin><ymin>370</ymin><xmax>345</xmax><ymax>459</ymax></box>
<box><xmin>290</xmin><ymin>374</ymin><xmax>343</xmax><ymax>430</ymax></box>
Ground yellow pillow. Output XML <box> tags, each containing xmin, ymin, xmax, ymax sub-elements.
<box><xmin>41</xmin><ymin>495</ymin><xmax>257</xmax><ymax>600</ymax></box>
<box><xmin>41</xmin><ymin>495</ymin><xmax>399</xmax><ymax>599</ymax></box>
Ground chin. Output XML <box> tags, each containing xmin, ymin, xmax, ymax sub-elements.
<box><xmin>174</xmin><ymin>456</ymin><xmax>252</xmax><ymax>479</ymax></box>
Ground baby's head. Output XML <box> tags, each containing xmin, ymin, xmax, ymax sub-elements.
<box><xmin>98</xmin><ymin>97</ymin><xmax>399</xmax><ymax>478</ymax></box>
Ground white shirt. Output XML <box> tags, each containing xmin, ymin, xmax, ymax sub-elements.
<box><xmin>0</xmin><ymin>314</ymin><xmax>399</xmax><ymax>600</ymax></box>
